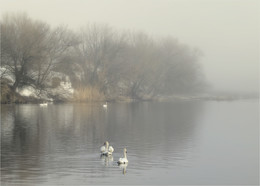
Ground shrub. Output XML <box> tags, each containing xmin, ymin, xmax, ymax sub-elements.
<box><xmin>73</xmin><ymin>86</ymin><xmax>105</xmax><ymax>102</ymax></box>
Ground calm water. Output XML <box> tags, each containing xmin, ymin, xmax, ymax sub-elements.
<box><xmin>1</xmin><ymin>100</ymin><xmax>259</xmax><ymax>185</ymax></box>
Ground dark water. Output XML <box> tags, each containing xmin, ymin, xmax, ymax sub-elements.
<box><xmin>1</xmin><ymin>100</ymin><xmax>259</xmax><ymax>185</ymax></box>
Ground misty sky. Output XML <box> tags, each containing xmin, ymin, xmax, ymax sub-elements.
<box><xmin>0</xmin><ymin>0</ymin><xmax>259</xmax><ymax>93</ymax></box>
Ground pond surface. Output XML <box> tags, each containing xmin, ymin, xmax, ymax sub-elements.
<box><xmin>1</xmin><ymin>100</ymin><xmax>259</xmax><ymax>185</ymax></box>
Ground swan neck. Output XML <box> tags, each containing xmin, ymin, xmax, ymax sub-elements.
<box><xmin>124</xmin><ymin>151</ymin><xmax>127</xmax><ymax>158</ymax></box>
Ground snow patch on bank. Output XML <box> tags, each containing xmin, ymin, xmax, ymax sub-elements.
<box><xmin>0</xmin><ymin>66</ymin><xmax>15</xmax><ymax>84</ymax></box>
<box><xmin>18</xmin><ymin>86</ymin><xmax>39</xmax><ymax>97</ymax></box>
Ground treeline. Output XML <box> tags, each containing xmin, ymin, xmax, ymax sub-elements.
<box><xmin>1</xmin><ymin>13</ymin><xmax>206</xmax><ymax>101</ymax></box>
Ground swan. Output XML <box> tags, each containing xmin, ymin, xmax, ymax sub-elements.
<box><xmin>108</xmin><ymin>146</ymin><xmax>114</xmax><ymax>154</ymax></box>
<box><xmin>117</xmin><ymin>148</ymin><xmax>128</xmax><ymax>164</ymax></box>
<box><xmin>100</xmin><ymin>141</ymin><xmax>114</xmax><ymax>156</ymax></box>
<box><xmin>100</xmin><ymin>142</ymin><xmax>107</xmax><ymax>154</ymax></box>
<box><xmin>106</xmin><ymin>142</ymin><xmax>114</xmax><ymax>155</ymax></box>
<box><xmin>103</xmin><ymin>102</ymin><xmax>108</xmax><ymax>108</ymax></box>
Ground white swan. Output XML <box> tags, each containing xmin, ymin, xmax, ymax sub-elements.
<box><xmin>100</xmin><ymin>142</ymin><xmax>107</xmax><ymax>154</ymax></box>
<box><xmin>100</xmin><ymin>141</ymin><xmax>114</xmax><ymax>156</ymax></box>
<box><xmin>107</xmin><ymin>142</ymin><xmax>114</xmax><ymax>155</ymax></box>
<box><xmin>117</xmin><ymin>148</ymin><xmax>128</xmax><ymax>164</ymax></box>
<box><xmin>109</xmin><ymin>145</ymin><xmax>114</xmax><ymax>153</ymax></box>
<box><xmin>103</xmin><ymin>102</ymin><xmax>108</xmax><ymax>108</ymax></box>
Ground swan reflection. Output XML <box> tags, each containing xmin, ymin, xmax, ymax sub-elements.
<box><xmin>118</xmin><ymin>163</ymin><xmax>128</xmax><ymax>175</ymax></box>
<box><xmin>100</xmin><ymin>155</ymin><xmax>113</xmax><ymax>166</ymax></box>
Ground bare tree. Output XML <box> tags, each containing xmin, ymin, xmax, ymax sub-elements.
<box><xmin>1</xmin><ymin>13</ymin><xmax>48</xmax><ymax>90</ymax></box>
<box><xmin>157</xmin><ymin>37</ymin><xmax>205</xmax><ymax>95</ymax></box>
<box><xmin>75</xmin><ymin>24</ymin><xmax>125</xmax><ymax>89</ymax></box>
<box><xmin>1</xmin><ymin>13</ymin><xmax>77</xmax><ymax>91</ymax></box>
<box><xmin>32</xmin><ymin>25</ymin><xmax>78</xmax><ymax>89</ymax></box>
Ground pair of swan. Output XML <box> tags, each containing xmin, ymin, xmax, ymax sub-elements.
<box><xmin>100</xmin><ymin>141</ymin><xmax>114</xmax><ymax>156</ymax></box>
<box><xmin>100</xmin><ymin>141</ymin><xmax>128</xmax><ymax>164</ymax></box>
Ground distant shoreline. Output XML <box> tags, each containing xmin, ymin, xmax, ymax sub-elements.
<box><xmin>1</xmin><ymin>79</ymin><xmax>258</xmax><ymax>104</ymax></box>
<box><xmin>1</xmin><ymin>94</ymin><xmax>258</xmax><ymax>104</ymax></box>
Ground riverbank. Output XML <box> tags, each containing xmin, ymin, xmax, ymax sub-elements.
<box><xmin>1</xmin><ymin>80</ymin><xmax>258</xmax><ymax>104</ymax></box>
<box><xmin>1</xmin><ymin>90</ymin><xmax>258</xmax><ymax>104</ymax></box>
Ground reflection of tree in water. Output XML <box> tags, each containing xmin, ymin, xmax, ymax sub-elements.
<box><xmin>1</xmin><ymin>105</ymin><xmax>45</xmax><ymax>182</ymax></box>
<box><xmin>106</xmin><ymin>101</ymin><xmax>205</xmax><ymax>167</ymax></box>
<box><xmin>1</xmin><ymin>105</ymin><xmax>15</xmax><ymax>145</ymax></box>
<box><xmin>1</xmin><ymin>101</ymin><xmax>204</xmax><ymax>183</ymax></box>
<box><xmin>1</xmin><ymin>103</ymin><xmax>115</xmax><ymax>183</ymax></box>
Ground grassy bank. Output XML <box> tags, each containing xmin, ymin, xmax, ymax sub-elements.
<box><xmin>72</xmin><ymin>86</ymin><xmax>105</xmax><ymax>102</ymax></box>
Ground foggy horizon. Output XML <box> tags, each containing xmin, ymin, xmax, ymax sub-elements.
<box><xmin>0</xmin><ymin>0</ymin><xmax>259</xmax><ymax>94</ymax></box>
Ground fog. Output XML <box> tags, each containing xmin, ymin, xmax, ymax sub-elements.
<box><xmin>0</xmin><ymin>0</ymin><xmax>259</xmax><ymax>93</ymax></box>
